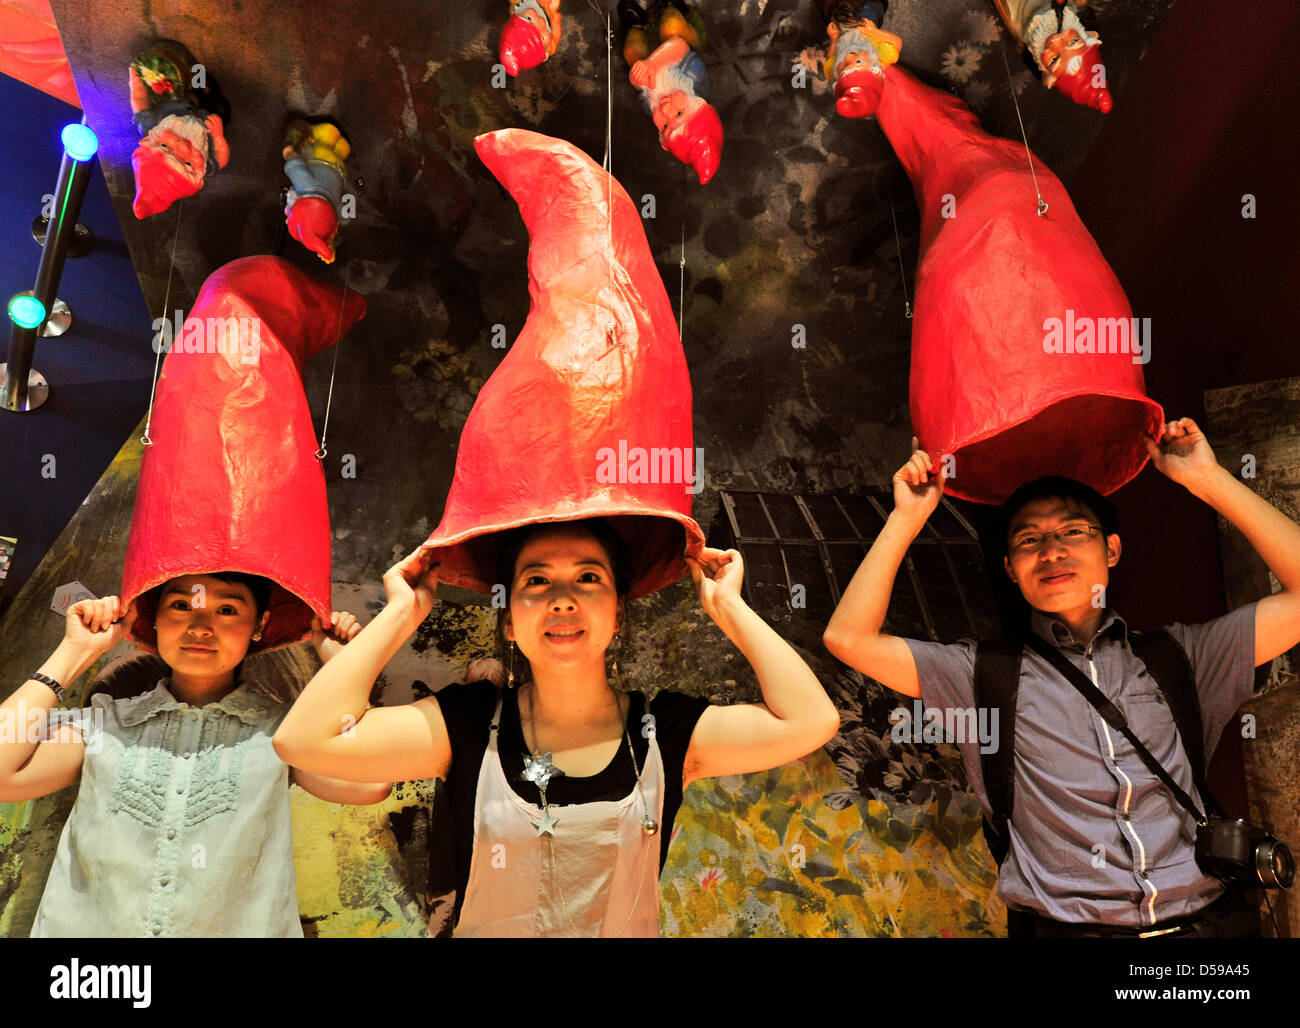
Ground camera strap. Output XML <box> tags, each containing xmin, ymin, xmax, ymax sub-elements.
<box><xmin>1023</xmin><ymin>633</ymin><xmax>1209</xmax><ymax>825</ymax></box>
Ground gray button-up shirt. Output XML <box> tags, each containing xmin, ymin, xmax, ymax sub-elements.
<box><xmin>905</xmin><ymin>603</ymin><xmax>1257</xmax><ymax>927</ymax></box>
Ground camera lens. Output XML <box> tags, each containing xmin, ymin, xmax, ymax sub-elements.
<box><xmin>1256</xmin><ymin>839</ymin><xmax>1296</xmax><ymax>889</ymax></box>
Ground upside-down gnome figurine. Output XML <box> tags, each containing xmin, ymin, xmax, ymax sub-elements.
<box><xmin>822</xmin><ymin>1</ymin><xmax>903</xmax><ymax>119</ymax></box>
<box><xmin>994</xmin><ymin>0</ymin><xmax>1112</xmax><ymax>112</ymax></box>
<box><xmin>499</xmin><ymin>0</ymin><xmax>563</xmax><ymax>76</ymax></box>
<box><xmin>619</xmin><ymin>1</ymin><xmax>723</xmax><ymax>184</ymax></box>
<box><xmin>283</xmin><ymin>119</ymin><xmax>351</xmax><ymax>264</ymax></box>
<box><xmin>128</xmin><ymin>40</ymin><xmax>231</xmax><ymax>219</ymax></box>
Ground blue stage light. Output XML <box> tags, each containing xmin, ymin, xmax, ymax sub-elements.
<box><xmin>61</xmin><ymin>123</ymin><xmax>99</xmax><ymax>162</ymax></box>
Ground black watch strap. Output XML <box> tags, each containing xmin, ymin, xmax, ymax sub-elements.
<box><xmin>29</xmin><ymin>672</ymin><xmax>68</xmax><ymax>703</ymax></box>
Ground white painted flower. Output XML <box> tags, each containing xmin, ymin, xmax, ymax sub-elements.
<box><xmin>963</xmin><ymin>10</ymin><xmax>1004</xmax><ymax>46</ymax></box>
<box><xmin>940</xmin><ymin>44</ymin><xmax>982</xmax><ymax>85</ymax></box>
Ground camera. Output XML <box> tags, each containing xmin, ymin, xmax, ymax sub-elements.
<box><xmin>1196</xmin><ymin>817</ymin><xmax>1295</xmax><ymax>889</ymax></box>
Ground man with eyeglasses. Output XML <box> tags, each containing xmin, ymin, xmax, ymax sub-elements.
<box><xmin>824</xmin><ymin>418</ymin><xmax>1300</xmax><ymax>937</ymax></box>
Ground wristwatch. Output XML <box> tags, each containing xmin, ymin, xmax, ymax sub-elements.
<box><xmin>29</xmin><ymin>672</ymin><xmax>68</xmax><ymax>703</ymax></box>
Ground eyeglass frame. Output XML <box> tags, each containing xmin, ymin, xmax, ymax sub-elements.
<box><xmin>1007</xmin><ymin>521</ymin><xmax>1107</xmax><ymax>556</ymax></box>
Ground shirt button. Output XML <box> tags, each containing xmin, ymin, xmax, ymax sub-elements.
<box><xmin>167</xmin><ymin>830</ymin><xmax>176</xmax><ymax>840</ymax></box>
<box><xmin>175</xmin><ymin>785</ymin><xmax>184</xmax><ymax>794</ymax></box>
<box><xmin>160</xmin><ymin>877</ymin><xmax>169</xmax><ymax>886</ymax></box>
<box><xmin>151</xmin><ymin>925</ymin><xmax>162</xmax><ymax>936</ymax></box>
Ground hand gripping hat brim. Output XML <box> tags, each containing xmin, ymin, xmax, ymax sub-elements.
<box><xmin>120</xmin><ymin>255</ymin><xmax>366</xmax><ymax>652</ymax></box>
<box><xmin>422</xmin><ymin>129</ymin><xmax>705</xmax><ymax>598</ymax></box>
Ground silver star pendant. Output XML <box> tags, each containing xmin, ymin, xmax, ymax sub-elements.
<box><xmin>535</xmin><ymin>808</ymin><xmax>560</xmax><ymax>837</ymax></box>
<box><xmin>522</xmin><ymin>751</ymin><xmax>564</xmax><ymax>791</ymax></box>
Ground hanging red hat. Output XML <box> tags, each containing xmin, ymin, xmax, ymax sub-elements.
<box><xmin>663</xmin><ymin>102</ymin><xmax>724</xmax><ymax>185</ymax></box>
<box><xmin>422</xmin><ymin>129</ymin><xmax>705</xmax><ymax>598</ymax></box>
<box><xmin>834</xmin><ymin>65</ymin><xmax>885</xmax><ymax>120</ymax></box>
<box><xmin>499</xmin><ymin>16</ymin><xmax>548</xmax><ymax>76</ymax></box>
<box><xmin>286</xmin><ymin>197</ymin><xmax>340</xmax><ymax>264</ymax></box>
<box><xmin>131</xmin><ymin>145</ymin><xmax>203</xmax><ymax>219</ymax></box>
<box><xmin>875</xmin><ymin>66</ymin><xmax>1162</xmax><ymax>504</ymax></box>
<box><xmin>121</xmin><ymin>255</ymin><xmax>366</xmax><ymax>652</ymax></box>
<box><xmin>1049</xmin><ymin>47</ymin><xmax>1113</xmax><ymax>113</ymax></box>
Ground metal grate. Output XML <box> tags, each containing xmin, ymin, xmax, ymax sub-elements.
<box><xmin>712</xmin><ymin>489</ymin><xmax>1001</xmax><ymax>644</ymax></box>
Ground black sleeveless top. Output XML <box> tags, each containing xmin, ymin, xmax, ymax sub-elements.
<box><xmin>425</xmin><ymin>679</ymin><xmax>709</xmax><ymax>936</ymax></box>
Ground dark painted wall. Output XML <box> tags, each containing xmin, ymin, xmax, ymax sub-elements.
<box><xmin>1071</xmin><ymin>1</ymin><xmax>1300</xmax><ymax>807</ymax></box>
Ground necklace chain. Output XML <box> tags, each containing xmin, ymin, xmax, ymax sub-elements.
<box><xmin>521</xmin><ymin>685</ymin><xmax>655</xmax><ymax>937</ymax></box>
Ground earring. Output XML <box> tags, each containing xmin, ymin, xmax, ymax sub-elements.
<box><xmin>608</xmin><ymin>633</ymin><xmax>625</xmax><ymax>690</ymax></box>
<box><xmin>253</xmin><ymin>632</ymin><xmax>262</xmax><ymax>641</ymax></box>
<box><xmin>507</xmin><ymin>640</ymin><xmax>517</xmax><ymax>688</ymax></box>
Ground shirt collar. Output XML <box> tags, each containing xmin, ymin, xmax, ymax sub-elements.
<box><xmin>1029</xmin><ymin>607</ymin><xmax>1129</xmax><ymax>651</ymax></box>
<box><xmin>118</xmin><ymin>678</ymin><xmax>284</xmax><ymax>726</ymax></box>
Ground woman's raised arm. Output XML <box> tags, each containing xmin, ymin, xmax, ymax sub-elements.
<box><xmin>681</xmin><ymin>548</ymin><xmax>841</xmax><ymax>786</ymax></box>
<box><xmin>273</xmin><ymin>547</ymin><xmax>454</xmax><ymax>784</ymax></box>
<box><xmin>0</xmin><ymin>597</ymin><xmax>130</xmax><ymax>802</ymax></box>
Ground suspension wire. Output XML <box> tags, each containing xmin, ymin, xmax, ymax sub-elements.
<box><xmin>141</xmin><ymin>198</ymin><xmax>185</xmax><ymax>447</ymax></box>
<box><xmin>999</xmin><ymin>45</ymin><xmax>1049</xmax><ymax>216</ymax></box>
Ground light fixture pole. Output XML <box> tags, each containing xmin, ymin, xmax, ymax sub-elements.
<box><xmin>2</xmin><ymin>121</ymin><xmax>99</xmax><ymax>412</ymax></box>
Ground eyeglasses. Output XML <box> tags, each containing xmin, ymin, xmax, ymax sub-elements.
<box><xmin>1009</xmin><ymin>523</ymin><xmax>1103</xmax><ymax>555</ymax></box>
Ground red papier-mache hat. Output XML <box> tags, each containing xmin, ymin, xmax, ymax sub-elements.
<box><xmin>422</xmin><ymin>129</ymin><xmax>705</xmax><ymax>598</ymax></box>
<box><xmin>876</xmin><ymin>66</ymin><xmax>1162</xmax><ymax>504</ymax></box>
<box><xmin>121</xmin><ymin>255</ymin><xmax>366</xmax><ymax>652</ymax></box>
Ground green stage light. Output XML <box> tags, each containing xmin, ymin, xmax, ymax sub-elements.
<box><xmin>8</xmin><ymin>294</ymin><xmax>47</xmax><ymax>329</ymax></box>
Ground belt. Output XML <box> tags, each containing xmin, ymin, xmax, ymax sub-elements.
<box><xmin>1008</xmin><ymin>889</ymin><xmax>1257</xmax><ymax>939</ymax></box>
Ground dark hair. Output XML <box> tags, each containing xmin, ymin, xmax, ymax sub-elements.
<box><xmin>495</xmin><ymin>518</ymin><xmax>632</xmax><ymax>601</ymax></box>
<box><xmin>492</xmin><ymin>518</ymin><xmax>632</xmax><ymax>683</ymax></box>
<box><xmin>149</xmin><ymin>571</ymin><xmax>273</xmax><ymax>618</ymax></box>
<box><xmin>209</xmin><ymin>572</ymin><xmax>273</xmax><ymax>617</ymax></box>
<box><xmin>999</xmin><ymin>476</ymin><xmax>1118</xmax><ymax>555</ymax></box>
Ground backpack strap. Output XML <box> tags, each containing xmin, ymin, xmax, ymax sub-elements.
<box><xmin>973</xmin><ymin>637</ymin><xmax>1023</xmax><ymax>866</ymax></box>
<box><xmin>1130</xmin><ymin>628</ymin><xmax>1223</xmax><ymax>817</ymax></box>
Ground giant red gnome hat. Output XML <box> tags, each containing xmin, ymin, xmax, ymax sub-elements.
<box><xmin>121</xmin><ymin>255</ymin><xmax>366</xmax><ymax>652</ymax></box>
<box><xmin>422</xmin><ymin>129</ymin><xmax>705</xmax><ymax>597</ymax></box>
<box><xmin>875</xmin><ymin>67</ymin><xmax>1162</xmax><ymax>504</ymax></box>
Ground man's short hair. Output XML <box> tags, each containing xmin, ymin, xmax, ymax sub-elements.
<box><xmin>999</xmin><ymin>476</ymin><xmax>1118</xmax><ymax>554</ymax></box>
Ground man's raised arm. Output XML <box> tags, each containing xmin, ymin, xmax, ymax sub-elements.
<box><xmin>1147</xmin><ymin>417</ymin><xmax>1300</xmax><ymax>666</ymax></box>
<box><xmin>824</xmin><ymin>438</ymin><xmax>945</xmax><ymax>698</ymax></box>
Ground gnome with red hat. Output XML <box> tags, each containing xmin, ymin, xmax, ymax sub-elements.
<box><xmin>619</xmin><ymin>1</ymin><xmax>723</xmax><ymax>184</ymax></box>
<box><xmin>128</xmin><ymin>40</ymin><xmax>232</xmax><ymax>219</ymax></box>
<box><xmin>283</xmin><ymin>118</ymin><xmax>352</xmax><ymax>264</ymax></box>
<box><xmin>273</xmin><ymin>129</ymin><xmax>839</xmax><ymax>938</ymax></box>
<box><xmin>10</xmin><ymin>257</ymin><xmax>390</xmax><ymax>940</ymax></box>
<box><xmin>995</xmin><ymin>0</ymin><xmax>1114</xmax><ymax>113</ymax></box>
<box><xmin>498</xmin><ymin>0</ymin><xmax>563</xmax><ymax>77</ymax></box>
<box><xmin>873</xmin><ymin>65</ymin><xmax>1159</xmax><ymax>503</ymax></box>
<box><xmin>822</xmin><ymin>1</ymin><xmax>903</xmax><ymax>120</ymax></box>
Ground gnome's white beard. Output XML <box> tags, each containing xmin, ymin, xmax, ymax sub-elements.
<box><xmin>1020</xmin><ymin>4</ymin><xmax>1099</xmax><ymax>64</ymax></box>
<box><xmin>834</xmin><ymin>27</ymin><xmax>885</xmax><ymax>74</ymax></box>
<box><xmin>155</xmin><ymin>113</ymin><xmax>208</xmax><ymax>151</ymax></box>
